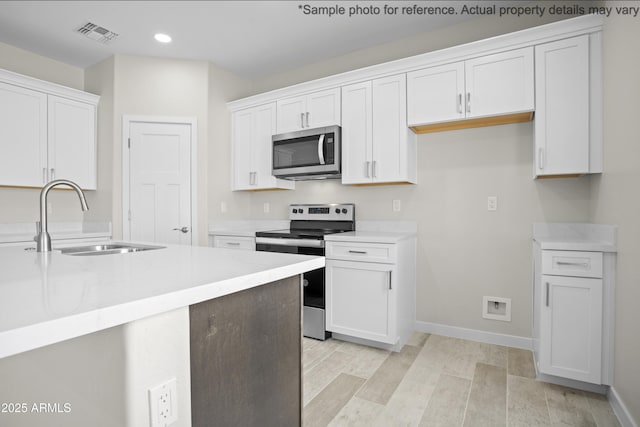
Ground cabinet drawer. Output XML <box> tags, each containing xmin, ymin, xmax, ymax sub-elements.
<box><xmin>541</xmin><ymin>250</ymin><xmax>602</xmax><ymax>278</ymax></box>
<box><xmin>213</xmin><ymin>235</ymin><xmax>255</xmax><ymax>251</ymax></box>
<box><xmin>326</xmin><ymin>242</ymin><xmax>396</xmax><ymax>264</ymax></box>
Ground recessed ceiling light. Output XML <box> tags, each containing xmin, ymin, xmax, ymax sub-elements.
<box><xmin>154</xmin><ymin>33</ymin><xmax>172</xmax><ymax>43</ymax></box>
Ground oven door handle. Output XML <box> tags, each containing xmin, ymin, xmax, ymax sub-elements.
<box><xmin>317</xmin><ymin>134</ymin><xmax>326</xmax><ymax>165</ymax></box>
<box><xmin>255</xmin><ymin>237</ymin><xmax>325</xmax><ymax>248</ymax></box>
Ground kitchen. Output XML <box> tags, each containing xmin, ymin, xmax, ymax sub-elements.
<box><xmin>0</xmin><ymin>1</ymin><xmax>638</xmax><ymax>426</ymax></box>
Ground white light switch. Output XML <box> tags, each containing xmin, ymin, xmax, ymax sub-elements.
<box><xmin>263</xmin><ymin>202</ymin><xmax>270</xmax><ymax>213</ymax></box>
<box><xmin>392</xmin><ymin>200</ymin><xmax>401</xmax><ymax>212</ymax></box>
<box><xmin>487</xmin><ymin>196</ymin><xmax>497</xmax><ymax>211</ymax></box>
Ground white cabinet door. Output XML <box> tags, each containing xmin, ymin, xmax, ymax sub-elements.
<box><xmin>326</xmin><ymin>259</ymin><xmax>397</xmax><ymax>344</ymax></box>
<box><xmin>47</xmin><ymin>95</ymin><xmax>97</xmax><ymax>189</ymax></box>
<box><xmin>231</xmin><ymin>108</ymin><xmax>254</xmax><ymax>190</ymax></box>
<box><xmin>232</xmin><ymin>103</ymin><xmax>294</xmax><ymax>191</ymax></box>
<box><xmin>539</xmin><ymin>274</ymin><xmax>603</xmax><ymax>383</ymax></box>
<box><xmin>465</xmin><ymin>47</ymin><xmax>534</xmax><ymax>118</ymax></box>
<box><xmin>0</xmin><ymin>82</ymin><xmax>47</xmax><ymax>187</ymax></box>
<box><xmin>276</xmin><ymin>88</ymin><xmax>341</xmax><ymax>133</ymax></box>
<box><xmin>372</xmin><ymin>74</ymin><xmax>415</xmax><ymax>183</ymax></box>
<box><xmin>340</xmin><ymin>81</ymin><xmax>372</xmax><ymax>184</ymax></box>
<box><xmin>276</xmin><ymin>95</ymin><xmax>306</xmax><ymax>133</ymax></box>
<box><xmin>534</xmin><ymin>35</ymin><xmax>590</xmax><ymax>177</ymax></box>
<box><xmin>407</xmin><ymin>62</ymin><xmax>465</xmax><ymax>126</ymax></box>
<box><xmin>306</xmin><ymin>88</ymin><xmax>341</xmax><ymax>129</ymax></box>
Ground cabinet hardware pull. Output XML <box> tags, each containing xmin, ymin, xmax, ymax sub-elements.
<box><xmin>305</xmin><ymin>112</ymin><xmax>310</xmax><ymax>128</ymax></box>
<box><xmin>173</xmin><ymin>226</ymin><xmax>190</xmax><ymax>233</ymax></box>
<box><xmin>249</xmin><ymin>171</ymin><xmax>256</xmax><ymax>185</ymax></box>
<box><xmin>300</xmin><ymin>113</ymin><xmax>305</xmax><ymax>128</ymax></box>
<box><xmin>365</xmin><ymin>161</ymin><xmax>371</xmax><ymax>178</ymax></box>
<box><xmin>226</xmin><ymin>242</ymin><xmax>240</xmax><ymax>246</ymax></box>
<box><xmin>466</xmin><ymin>92</ymin><xmax>471</xmax><ymax>113</ymax></box>
<box><xmin>388</xmin><ymin>271</ymin><xmax>392</xmax><ymax>290</ymax></box>
<box><xmin>538</xmin><ymin>148</ymin><xmax>545</xmax><ymax>170</ymax></box>
<box><xmin>372</xmin><ymin>161</ymin><xmax>377</xmax><ymax>178</ymax></box>
<box><xmin>556</xmin><ymin>261</ymin><xmax>589</xmax><ymax>267</ymax></box>
<box><xmin>457</xmin><ymin>93</ymin><xmax>463</xmax><ymax>113</ymax></box>
<box><xmin>50</xmin><ymin>168</ymin><xmax>55</xmax><ymax>180</ymax></box>
<box><xmin>42</xmin><ymin>167</ymin><xmax>47</xmax><ymax>183</ymax></box>
<box><xmin>317</xmin><ymin>134</ymin><xmax>325</xmax><ymax>165</ymax></box>
<box><xmin>348</xmin><ymin>250</ymin><xmax>367</xmax><ymax>254</ymax></box>
<box><xmin>545</xmin><ymin>282</ymin><xmax>550</xmax><ymax>307</ymax></box>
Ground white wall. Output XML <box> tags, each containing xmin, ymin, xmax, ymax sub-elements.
<box><xmin>590</xmin><ymin>3</ymin><xmax>640</xmax><ymax>422</ymax></box>
<box><xmin>110</xmin><ymin>55</ymin><xmax>209</xmax><ymax>244</ymax></box>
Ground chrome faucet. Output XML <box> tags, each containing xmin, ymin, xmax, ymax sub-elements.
<box><xmin>36</xmin><ymin>179</ymin><xmax>89</xmax><ymax>252</ymax></box>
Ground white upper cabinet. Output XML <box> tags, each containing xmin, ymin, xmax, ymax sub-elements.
<box><xmin>48</xmin><ymin>95</ymin><xmax>97</xmax><ymax>189</ymax></box>
<box><xmin>407</xmin><ymin>47</ymin><xmax>534</xmax><ymax>132</ymax></box>
<box><xmin>0</xmin><ymin>70</ymin><xmax>99</xmax><ymax>189</ymax></box>
<box><xmin>276</xmin><ymin>88</ymin><xmax>341</xmax><ymax>133</ymax></box>
<box><xmin>534</xmin><ymin>35</ymin><xmax>601</xmax><ymax>177</ymax></box>
<box><xmin>341</xmin><ymin>74</ymin><xmax>416</xmax><ymax>185</ymax></box>
<box><xmin>232</xmin><ymin>103</ymin><xmax>294</xmax><ymax>191</ymax></box>
<box><xmin>407</xmin><ymin>62</ymin><xmax>465</xmax><ymax>125</ymax></box>
<box><xmin>0</xmin><ymin>81</ymin><xmax>47</xmax><ymax>187</ymax></box>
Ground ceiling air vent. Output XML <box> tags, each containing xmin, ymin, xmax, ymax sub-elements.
<box><xmin>76</xmin><ymin>22</ymin><xmax>118</xmax><ymax>44</ymax></box>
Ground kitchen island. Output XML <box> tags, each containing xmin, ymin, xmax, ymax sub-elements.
<box><xmin>0</xmin><ymin>242</ymin><xmax>323</xmax><ymax>427</ymax></box>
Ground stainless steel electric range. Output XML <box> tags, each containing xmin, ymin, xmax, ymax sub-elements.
<box><xmin>255</xmin><ymin>203</ymin><xmax>355</xmax><ymax>340</ymax></box>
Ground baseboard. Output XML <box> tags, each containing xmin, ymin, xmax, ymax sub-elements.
<box><xmin>609</xmin><ymin>386</ymin><xmax>639</xmax><ymax>427</ymax></box>
<box><xmin>414</xmin><ymin>320</ymin><xmax>533</xmax><ymax>350</ymax></box>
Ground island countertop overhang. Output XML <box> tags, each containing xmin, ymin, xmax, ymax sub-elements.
<box><xmin>0</xmin><ymin>242</ymin><xmax>324</xmax><ymax>359</ymax></box>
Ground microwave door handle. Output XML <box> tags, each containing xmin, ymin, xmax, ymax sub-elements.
<box><xmin>317</xmin><ymin>134</ymin><xmax>326</xmax><ymax>165</ymax></box>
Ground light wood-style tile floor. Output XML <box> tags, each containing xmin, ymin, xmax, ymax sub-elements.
<box><xmin>302</xmin><ymin>333</ymin><xmax>621</xmax><ymax>427</ymax></box>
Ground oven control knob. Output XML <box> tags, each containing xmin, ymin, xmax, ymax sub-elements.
<box><xmin>299</xmin><ymin>208</ymin><xmax>304</xmax><ymax>214</ymax></box>
<box><xmin>292</xmin><ymin>208</ymin><xmax>298</xmax><ymax>214</ymax></box>
<box><xmin>335</xmin><ymin>208</ymin><xmax>340</xmax><ymax>214</ymax></box>
<box><xmin>342</xmin><ymin>208</ymin><xmax>348</xmax><ymax>214</ymax></box>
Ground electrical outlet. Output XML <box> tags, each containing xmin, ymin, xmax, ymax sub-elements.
<box><xmin>392</xmin><ymin>199</ymin><xmax>401</xmax><ymax>212</ymax></box>
<box><xmin>149</xmin><ymin>378</ymin><xmax>177</xmax><ymax>427</ymax></box>
<box><xmin>263</xmin><ymin>202</ymin><xmax>270</xmax><ymax>213</ymax></box>
<box><xmin>220</xmin><ymin>201</ymin><xmax>227</xmax><ymax>213</ymax></box>
<box><xmin>487</xmin><ymin>196</ymin><xmax>498</xmax><ymax>211</ymax></box>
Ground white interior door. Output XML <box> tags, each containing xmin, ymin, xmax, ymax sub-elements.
<box><xmin>128</xmin><ymin>121</ymin><xmax>192</xmax><ymax>245</ymax></box>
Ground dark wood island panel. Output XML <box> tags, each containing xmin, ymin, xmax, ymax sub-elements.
<box><xmin>190</xmin><ymin>275</ymin><xmax>302</xmax><ymax>427</ymax></box>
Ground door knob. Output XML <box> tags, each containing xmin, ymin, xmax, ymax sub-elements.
<box><xmin>173</xmin><ymin>226</ymin><xmax>189</xmax><ymax>233</ymax></box>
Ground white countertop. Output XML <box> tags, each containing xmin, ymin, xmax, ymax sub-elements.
<box><xmin>0</xmin><ymin>241</ymin><xmax>323</xmax><ymax>359</ymax></box>
<box><xmin>325</xmin><ymin>230</ymin><xmax>416</xmax><ymax>244</ymax></box>
<box><xmin>532</xmin><ymin>223</ymin><xmax>617</xmax><ymax>253</ymax></box>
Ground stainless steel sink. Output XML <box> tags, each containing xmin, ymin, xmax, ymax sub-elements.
<box><xmin>59</xmin><ymin>243</ymin><xmax>165</xmax><ymax>256</ymax></box>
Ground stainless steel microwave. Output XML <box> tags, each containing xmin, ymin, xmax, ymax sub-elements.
<box><xmin>272</xmin><ymin>125</ymin><xmax>341</xmax><ymax>180</ymax></box>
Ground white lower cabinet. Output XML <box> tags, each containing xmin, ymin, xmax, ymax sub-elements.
<box><xmin>325</xmin><ymin>235</ymin><xmax>416</xmax><ymax>351</ymax></box>
<box><xmin>533</xmin><ymin>245</ymin><xmax>614</xmax><ymax>386</ymax></box>
<box><xmin>539</xmin><ymin>274</ymin><xmax>603</xmax><ymax>383</ymax></box>
<box><xmin>210</xmin><ymin>235</ymin><xmax>255</xmax><ymax>251</ymax></box>
<box><xmin>326</xmin><ymin>260</ymin><xmax>396</xmax><ymax>344</ymax></box>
